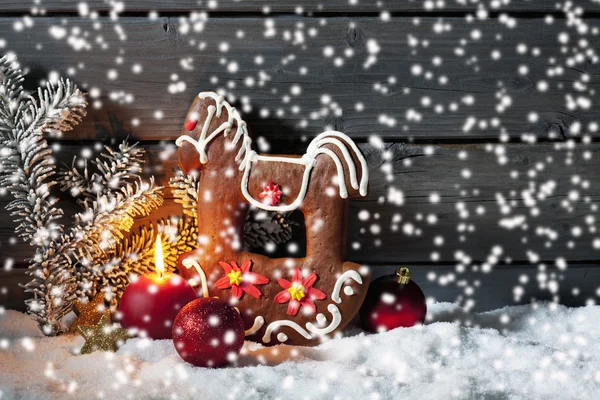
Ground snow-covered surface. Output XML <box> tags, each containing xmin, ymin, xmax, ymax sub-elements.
<box><xmin>1</xmin><ymin>302</ymin><xmax>600</xmax><ymax>400</ymax></box>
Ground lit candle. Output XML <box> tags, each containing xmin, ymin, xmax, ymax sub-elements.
<box><xmin>118</xmin><ymin>235</ymin><xmax>197</xmax><ymax>339</ymax></box>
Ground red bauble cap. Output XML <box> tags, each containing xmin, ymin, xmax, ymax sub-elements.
<box><xmin>172</xmin><ymin>297</ymin><xmax>245</xmax><ymax>368</ymax></box>
<box><xmin>359</xmin><ymin>267</ymin><xmax>427</xmax><ymax>333</ymax></box>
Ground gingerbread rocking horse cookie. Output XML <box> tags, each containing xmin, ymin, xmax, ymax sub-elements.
<box><xmin>175</xmin><ymin>91</ymin><xmax>370</xmax><ymax>346</ymax></box>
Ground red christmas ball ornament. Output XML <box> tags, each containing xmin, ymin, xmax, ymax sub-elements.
<box><xmin>360</xmin><ymin>267</ymin><xmax>427</xmax><ymax>333</ymax></box>
<box><xmin>172</xmin><ymin>297</ymin><xmax>245</xmax><ymax>368</ymax></box>
<box><xmin>118</xmin><ymin>273</ymin><xmax>197</xmax><ymax>340</ymax></box>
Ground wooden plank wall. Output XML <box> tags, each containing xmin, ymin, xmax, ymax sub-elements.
<box><xmin>1</xmin><ymin>1</ymin><xmax>599</xmax><ymax>312</ymax></box>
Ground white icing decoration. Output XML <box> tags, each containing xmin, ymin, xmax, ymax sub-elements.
<box><xmin>262</xmin><ymin>320</ymin><xmax>313</xmax><ymax>343</ymax></box>
<box><xmin>244</xmin><ymin>316</ymin><xmax>265</xmax><ymax>337</ymax></box>
<box><xmin>331</xmin><ymin>270</ymin><xmax>363</xmax><ymax>304</ymax></box>
<box><xmin>176</xmin><ymin>91</ymin><xmax>369</xmax><ymax>212</ymax></box>
<box><xmin>276</xmin><ymin>333</ymin><xmax>289</xmax><ymax>343</ymax></box>
<box><xmin>305</xmin><ymin>304</ymin><xmax>342</xmax><ymax>336</ymax></box>
<box><xmin>181</xmin><ymin>258</ymin><xmax>209</xmax><ymax>298</ymax></box>
<box><xmin>344</xmin><ymin>286</ymin><xmax>355</xmax><ymax>296</ymax></box>
<box><xmin>316</xmin><ymin>313</ymin><xmax>327</xmax><ymax>325</ymax></box>
<box><xmin>261</xmin><ymin>302</ymin><xmax>351</xmax><ymax>343</ymax></box>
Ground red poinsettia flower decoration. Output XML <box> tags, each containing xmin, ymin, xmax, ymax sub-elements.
<box><xmin>274</xmin><ymin>268</ymin><xmax>327</xmax><ymax>316</ymax></box>
<box><xmin>259</xmin><ymin>181</ymin><xmax>283</xmax><ymax>206</ymax></box>
<box><xmin>215</xmin><ymin>260</ymin><xmax>269</xmax><ymax>299</ymax></box>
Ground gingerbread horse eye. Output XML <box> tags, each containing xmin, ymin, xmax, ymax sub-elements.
<box><xmin>184</xmin><ymin>119</ymin><xmax>198</xmax><ymax>131</ymax></box>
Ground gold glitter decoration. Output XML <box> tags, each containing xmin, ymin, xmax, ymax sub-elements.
<box><xmin>69</xmin><ymin>293</ymin><xmax>108</xmax><ymax>333</ymax></box>
<box><xmin>77</xmin><ymin>310</ymin><xmax>130</xmax><ymax>354</ymax></box>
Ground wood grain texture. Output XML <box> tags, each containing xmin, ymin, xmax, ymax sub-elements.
<box><xmin>3</xmin><ymin>263</ymin><xmax>598</xmax><ymax>313</ymax></box>
<box><xmin>0</xmin><ymin>0</ymin><xmax>593</xmax><ymax>13</ymax></box>
<box><xmin>0</xmin><ymin>16</ymin><xmax>596</xmax><ymax>141</ymax></box>
<box><xmin>1</xmin><ymin>141</ymin><xmax>598</xmax><ymax>266</ymax></box>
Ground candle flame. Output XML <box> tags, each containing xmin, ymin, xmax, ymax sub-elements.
<box><xmin>155</xmin><ymin>235</ymin><xmax>165</xmax><ymax>279</ymax></box>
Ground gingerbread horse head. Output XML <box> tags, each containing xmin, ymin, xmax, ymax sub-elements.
<box><xmin>175</xmin><ymin>91</ymin><xmax>370</xmax><ymax>346</ymax></box>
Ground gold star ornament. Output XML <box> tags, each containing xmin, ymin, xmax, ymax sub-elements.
<box><xmin>69</xmin><ymin>293</ymin><xmax>108</xmax><ymax>333</ymax></box>
<box><xmin>77</xmin><ymin>310</ymin><xmax>130</xmax><ymax>355</ymax></box>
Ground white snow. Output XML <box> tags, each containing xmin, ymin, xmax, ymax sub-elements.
<box><xmin>2</xmin><ymin>302</ymin><xmax>600</xmax><ymax>399</ymax></box>
<box><xmin>499</xmin><ymin>215</ymin><xmax>527</xmax><ymax>230</ymax></box>
<box><xmin>48</xmin><ymin>26</ymin><xmax>67</xmax><ymax>40</ymax></box>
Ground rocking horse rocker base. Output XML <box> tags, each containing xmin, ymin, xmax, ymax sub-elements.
<box><xmin>180</xmin><ymin>253</ymin><xmax>370</xmax><ymax>346</ymax></box>
<box><xmin>175</xmin><ymin>92</ymin><xmax>370</xmax><ymax>346</ymax></box>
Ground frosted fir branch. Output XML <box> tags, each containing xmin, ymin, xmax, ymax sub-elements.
<box><xmin>58</xmin><ymin>142</ymin><xmax>164</xmax><ymax>316</ymax></box>
<box><xmin>29</xmin><ymin>78</ymin><xmax>87</xmax><ymax>138</ymax></box>
<box><xmin>1</xmin><ymin>135</ymin><xmax>63</xmax><ymax>247</ymax></box>
<box><xmin>0</xmin><ymin>59</ymin><xmax>87</xmax><ymax>247</ymax></box>
<box><xmin>0</xmin><ymin>56</ymin><xmax>26</xmax><ymax>129</ymax></box>
<box><xmin>0</xmin><ymin>58</ymin><xmax>67</xmax><ymax>247</ymax></box>
<box><xmin>71</xmin><ymin>178</ymin><xmax>164</xmax><ymax>265</ymax></box>
<box><xmin>0</xmin><ymin>55</ymin><xmax>88</xmax><ymax>335</ymax></box>
<box><xmin>23</xmin><ymin>175</ymin><xmax>163</xmax><ymax>333</ymax></box>
<box><xmin>60</xmin><ymin>157</ymin><xmax>92</xmax><ymax>203</ymax></box>
<box><xmin>97</xmin><ymin>141</ymin><xmax>144</xmax><ymax>185</ymax></box>
<box><xmin>61</xmin><ymin>140</ymin><xmax>144</xmax><ymax>206</ymax></box>
<box><xmin>22</xmin><ymin>246</ymin><xmax>77</xmax><ymax>335</ymax></box>
<box><xmin>24</xmin><ymin>177</ymin><xmax>164</xmax><ymax>331</ymax></box>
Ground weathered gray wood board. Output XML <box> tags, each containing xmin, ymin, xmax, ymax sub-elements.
<box><xmin>0</xmin><ymin>16</ymin><xmax>595</xmax><ymax>141</ymax></box>
<box><xmin>1</xmin><ymin>141</ymin><xmax>597</xmax><ymax>265</ymax></box>
<box><xmin>0</xmin><ymin>0</ymin><xmax>594</xmax><ymax>13</ymax></box>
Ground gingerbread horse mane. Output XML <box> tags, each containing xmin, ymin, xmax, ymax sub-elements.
<box><xmin>176</xmin><ymin>91</ymin><xmax>369</xmax><ymax>212</ymax></box>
